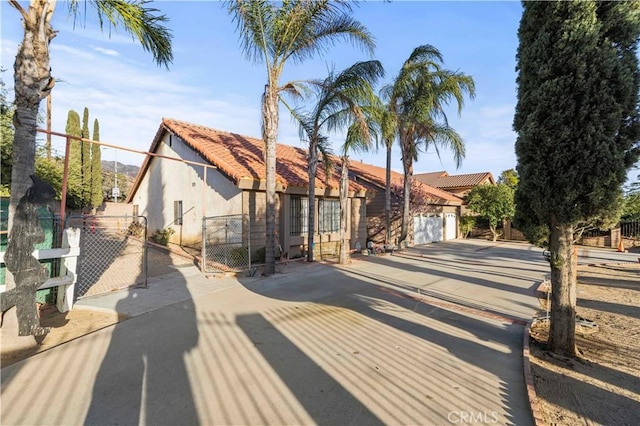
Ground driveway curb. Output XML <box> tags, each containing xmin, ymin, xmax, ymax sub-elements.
<box><xmin>523</xmin><ymin>320</ymin><xmax>546</xmax><ymax>426</ymax></box>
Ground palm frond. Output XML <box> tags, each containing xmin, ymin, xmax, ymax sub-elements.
<box><xmin>283</xmin><ymin>4</ymin><xmax>375</xmax><ymax>65</ymax></box>
<box><xmin>227</xmin><ymin>0</ymin><xmax>273</xmax><ymax>66</ymax></box>
<box><xmin>86</xmin><ymin>0</ymin><xmax>173</xmax><ymax>68</ymax></box>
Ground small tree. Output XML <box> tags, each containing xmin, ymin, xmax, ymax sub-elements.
<box><xmin>466</xmin><ymin>184</ymin><xmax>515</xmax><ymax>242</ymax></box>
<box><xmin>35</xmin><ymin>152</ymin><xmax>63</xmax><ymax>199</ymax></box>
<box><xmin>497</xmin><ymin>168</ymin><xmax>518</xmax><ymax>190</ymax></box>
<box><xmin>622</xmin><ymin>173</ymin><xmax>640</xmax><ymax>220</ymax></box>
<box><xmin>66</xmin><ymin>110</ymin><xmax>84</xmax><ymax>210</ymax></box>
<box><xmin>459</xmin><ymin>215</ymin><xmax>476</xmax><ymax>239</ymax></box>
<box><xmin>90</xmin><ymin>119</ymin><xmax>103</xmax><ymax>211</ymax></box>
<box><xmin>81</xmin><ymin>107</ymin><xmax>92</xmax><ymax>207</ymax></box>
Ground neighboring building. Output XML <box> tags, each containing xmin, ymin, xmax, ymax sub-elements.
<box><xmin>127</xmin><ymin>118</ymin><xmax>368</xmax><ymax>259</ymax></box>
<box><xmin>414</xmin><ymin>170</ymin><xmax>496</xmax><ymax>216</ymax></box>
<box><xmin>348</xmin><ymin>161</ymin><xmax>463</xmax><ymax>245</ymax></box>
<box><xmin>414</xmin><ymin>171</ymin><xmax>495</xmax><ymax>197</ymax></box>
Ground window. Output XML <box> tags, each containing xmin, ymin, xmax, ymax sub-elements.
<box><xmin>174</xmin><ymin>200</ymin><xmax>183</xmax><ymax>225</ymax></box>
<box><xmin>319</xmin><ymin>199</ymin><xmax>340</xmax><ymax>233</ymax></box>
<box><xmin>290</xmin><ymin>197</ymin><xmax>308</xmax><ymax>236</ymax></box>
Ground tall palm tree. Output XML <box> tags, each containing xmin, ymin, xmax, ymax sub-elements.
<box><xmin>338</xmin><ymin>96</ymin><xmax>383</xmax><ymax>263</ymax></box>
<box><xmin>7</xmin><ymin>0</ymin><xmax>173</xmax><ymax>230</ymax></box>
<box><xmin>227</xmin><ymin>0</ymin><xmax>374</xmax><ymax>275</ymax></box>
<box><xmin>297</xmin><ymin>60</ymin><xmax>384</xmax><ymax>263</ymax></box>
<box><xmin>380</xmin><ymin>105</ymin><xmax>397</xmax><ymax>245</ymax></box>
<box><xmin>382</xmin><ymin>45</ymin><xmax>475</xmax><ymax>245</ymax></box>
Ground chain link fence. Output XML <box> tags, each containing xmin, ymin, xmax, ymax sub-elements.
<box><xmin>202</xmin><ymin>215</ymin><xmax>250</xmax><ymax>273</ymax></box>
<box><xmin>67</xmin><ymin>215</ymin><xmax>147</xmax><ymax>298</ymax></box>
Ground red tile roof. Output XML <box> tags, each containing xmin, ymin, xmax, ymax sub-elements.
<box><xmin>132</xmin><ymin>118</ymin><xmax>367</xmax><ymax>195</ymax></box>
<box><xmin>411</xmin><ymin>171</ymin><xmax>447</xmax><ymax>186</ymax></box>
<box><xmin>414</xmin><ymin>171</ymin><xmax>495</xmax><ymax>189</ymax></box>
<box><xmin>348</xmin><ymin>161</ymin><xmax>463</xmax><ymax>204</ymax></box>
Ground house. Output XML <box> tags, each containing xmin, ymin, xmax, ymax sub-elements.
<box><xmin>126</xmin><ymin>118</ymin><xmax>368</xmax><ymax>260</ymax></box>
<box><xmin>347</xmin><ymin>161</ymin><xmax>464</xmax><ymax>245</ymax></box>
<box><xmin>414</xmin><ymin>171</ymin><xmax>495</xmax><ymax>197</ymax></box>
<box><xmin>414</xmin><ymin>170</ymin><xmax>495</xmax><ymax>216</ymax></box>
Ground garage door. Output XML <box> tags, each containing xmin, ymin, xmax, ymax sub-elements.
<box><xmin>413</xmin><ymin>214</ymin><xmax>443</xmax><ymax>245</ymax></box>
<box><xmin>445</xmin><ymin>213</ymin><xmax>457</xmax><ymax>240</ymax></box>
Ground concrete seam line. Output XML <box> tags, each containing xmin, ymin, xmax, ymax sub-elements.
<box><xmin>376</xmin><ymin>285</ymin><xmax>526</xmax><ymax>325</ymax></box>
<box><xmin>523</xmin><ymin>320</ymin><xmax>546</xmax><ymax>426</ymax></box>
<box><xmin>584</xmin><ymin>262</ymin><xmax>639</xmax><ymax>266</ymax></box>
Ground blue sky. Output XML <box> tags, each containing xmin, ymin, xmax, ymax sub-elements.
<box><xmin>1</xmin><ymin>1</ymin><xmax>524</xmax><ymax>179</ymax></box>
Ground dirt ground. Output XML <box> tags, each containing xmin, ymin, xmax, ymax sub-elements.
<box><xmin>1</xmin><ymin>246</ymin><xmax>194</xmax><ymax>367</ymax></box>
<box><xmin>529</xmin><ymin>263</ymin><xmax>640</xmax><ymax>425</ymax></box>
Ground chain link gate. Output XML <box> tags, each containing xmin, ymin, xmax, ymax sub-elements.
<box><xmin>202</xmin><ymin>215</ymin><xmax>250</xmax><ymax>273</ymax></box>
<box><xmin>67</xmin><ymin>215</ymin><xmax>147</xmax><ymax>298</ymax></box>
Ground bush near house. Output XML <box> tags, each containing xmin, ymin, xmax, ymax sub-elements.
<box><xmin>150</xmin><ymin>227</ymin><xmax>174</xmax><ymax>246</ymax></box>
<box><xmin>459</xmin><ymin>215</ymin><xmax>476</xmax><ymax>239</ymax></box>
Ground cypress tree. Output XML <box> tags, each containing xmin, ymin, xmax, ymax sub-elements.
<box><xmin>514</xmin><ymin>1</ymin><xmax>640</xmax><ymax>356</ymax></box>
<box><xmin>90</xmin><ymin>119</ymin><xmax>103</xmax><ymax>211</ymax></box>
<box><xmin>81</xmin><ymin>107</ymin><xmax>91</xmax><ymax>209</ymax></box>
<box><xmin>65</xmin><ymin>110</ymin><xmax>83</xmax><ymax>209</ymax></box>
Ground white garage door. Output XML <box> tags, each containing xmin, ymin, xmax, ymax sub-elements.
<box><xmin>413</xmin><ymin>214</ymin><xmax>443</xmax><ymax>245</ymax></box>
<box><xmin>445</xmin><ymin>213</ymin><xmax>457</xmax><ymax>240</ymax></box>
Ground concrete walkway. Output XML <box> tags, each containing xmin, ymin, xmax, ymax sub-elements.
<box><xmin>2</xmin><ymin>239</ymin><xmax>603</xmax><ymax>425</ymax></box>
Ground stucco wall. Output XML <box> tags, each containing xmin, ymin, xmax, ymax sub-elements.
<box><xmin>130</xmin><ymin>133</ymin><xmax>242</xmax><ymax>246</ymax></box>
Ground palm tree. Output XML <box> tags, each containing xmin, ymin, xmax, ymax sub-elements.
<box><xmin>227</xmin><ymin>0</ymin><xmax>374</xmax><ymax>275</ymax></box>
<box><xmin>382</xmin><ymin>45</ymin><xmax>475</xmax><ymax>245</ymax></box>
<box><xmin>338</xmin><ymin>97</ymin><xmax>383</xmax><ymax>263</ymax></box>
<box><xmin>297</xmin><ymin>60</ymin><xmax>384</xmax><ymax>263</ymax></box>
<box><xmin>7</xmin><ymin>0</ymin><xmax>173</xmax><ymax>230</ymax></box>
<box><xmin>380</xmin><ymin>105</ymin><xmax>397</xmax><ymax>246</ymax></box>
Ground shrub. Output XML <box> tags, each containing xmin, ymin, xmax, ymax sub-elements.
<box><xmin>228</xmin><ymin>246</ymin><xmax>249</xmax><ymax>266</ymax></box>
<box><xmin>459</xmin><ymin>215</ymin><xmax>476</xmax><ymax>239</ymax></box>
<box><xmin>150</xmin><ymin>227</ymin><xmax>174</xmax><ymax>246</ymax></box>
<box><xmin>127</xmin><ymin>221</ymin><xmax>145</xmax><ymax>238</ymax></box>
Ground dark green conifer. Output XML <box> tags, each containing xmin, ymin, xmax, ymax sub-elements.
<box><xmin>514</xmin><ymin>1</ymin><xmax>640</xmax><ymax>356</ymax></box>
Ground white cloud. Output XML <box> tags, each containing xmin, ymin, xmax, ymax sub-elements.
<box><xmin>50</xmin><ymin>44</ymin><xmax>95</xmax><ymax>60</ymax></box>
<box><xmin>41</xmin><ymin>41</ymin><xmax>267</xmax><ymax>166</ymax></box>
<box><xmin>92</xmin><ymin>46</ymin><xmax>120</xmax><ymax>57</ymax></box>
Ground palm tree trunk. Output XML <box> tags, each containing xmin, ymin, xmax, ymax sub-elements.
<box><xmin>307</xmin><ymin>145</ymin><xmax>318</xmax><ymax>262</ymax></box>
<box><xmin>385</xmin><ymin>142</ymin><xmax>392</xmax><ymax>244</ymax></box>
<box><xmin>262</xmin><ymin>84</ymin><xmax>279</xmax><ymax>276</ymax></box>
<box><xmin>400</xmin><ymin>151</ymin><xmax>412</xmax><ymax>245</ymax></box>
<box><xmin>338</xmin><ymin>156</ymin><xmax>349</xmax><ymax>264</ymax></box>
<box><xmin>8</xmin><ymin>0</ymin><xmax>56</xmax><ymax>236</ymax></box>
<box><xmin>548</xmin><ymin>218</ymin><xmax>578</xmax><ymax>357</ymax></box>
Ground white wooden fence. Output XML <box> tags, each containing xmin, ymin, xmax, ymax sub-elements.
<box><xmin>0</xmin><ymin>228</ymin><xmax>81</xmax><ymax>313</ymax></box>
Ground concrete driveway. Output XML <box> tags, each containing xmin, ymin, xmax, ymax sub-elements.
<box><xmin>1</xmin><ymin>239</ymin><xmax>555</xmax><ymax>425</ymax></box>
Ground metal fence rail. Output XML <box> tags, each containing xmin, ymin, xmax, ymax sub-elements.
<box><xmin>621</xmin><ymin>220</ymin><xmax>640</xmax><ymax>238</ymax></box>
<box><xmin>67</xmin><ymin>215</ymin><xmax>147</xmax><ymax>298</ymax></box>
<box><xmin>202</xmin><ymin>214</ymin><xmax>250</xmax><ymax>273</ymax></box>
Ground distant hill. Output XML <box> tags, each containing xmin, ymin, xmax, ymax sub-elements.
<box><xmin>101</xmin><ymin>161</ymin><xmax>139</xmax><ymax>200</ymax></box>
<box><xmin>101</xmin><ymin>161</ymin><xmax>140</xmax><ymax>179</ymax></box>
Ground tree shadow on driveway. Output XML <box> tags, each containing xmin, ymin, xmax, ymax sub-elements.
<box><xmin>237</xmin><ymin>261</ymin><xmax>534</xmax><ymax>426</ymax></box>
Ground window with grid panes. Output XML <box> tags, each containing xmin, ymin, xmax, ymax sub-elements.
<box><xmin>290</xmin><ymin>197</ymin><xmax>308</xmax><ymax>236</ymax></box>
<box><xmin>319</xmin><ymin>199</ymin><xmax>340</xmax><ymax>233</ymax></box>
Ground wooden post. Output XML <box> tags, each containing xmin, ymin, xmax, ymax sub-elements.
<box><xmin>56</xmin><ymin>228</ymin><xmax>80</xmax><ymax>313</ymax></box>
